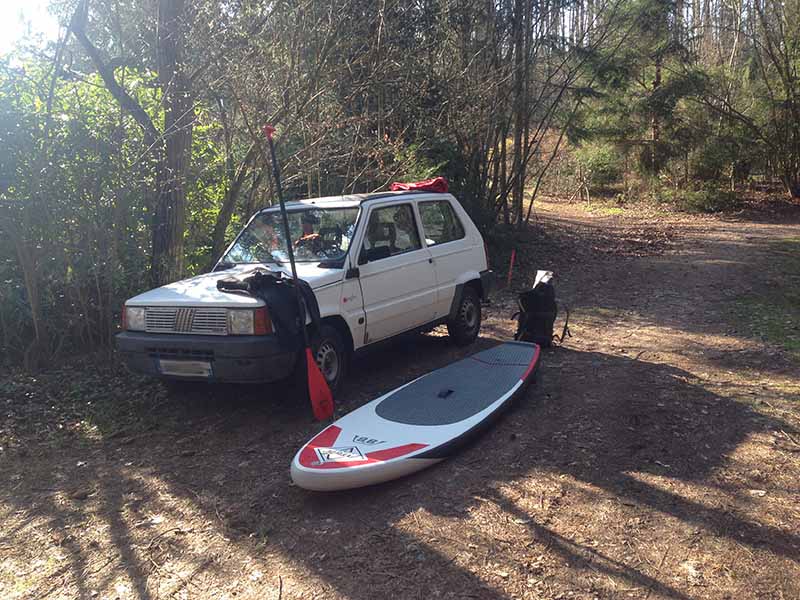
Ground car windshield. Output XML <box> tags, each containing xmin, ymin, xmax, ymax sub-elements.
<box><xmin>222</xmin><ymin>206</ymin><xmax>359</xmax><ymax>264</ymax></box>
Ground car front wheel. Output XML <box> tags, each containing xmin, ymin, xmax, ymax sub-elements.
<box><xmin>310</xmin><ymin>324</ymin><xmax>348</xmax><ymax>394</ymax></box>
<box><xmin>447</xmin><ymin>286</ymin><xmax>481</xmax><ymax>346</ymax></box>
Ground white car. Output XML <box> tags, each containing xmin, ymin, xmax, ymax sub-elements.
<box><xmin>116</xmin><ymin>191</ymin><xmax>493</xmax><ymax>392</ymax></box>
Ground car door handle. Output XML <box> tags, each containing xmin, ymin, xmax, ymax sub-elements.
<box><xmin>428</xmin><ymin>258</ymin><xmax>434</xmax><ymax>264</ymax></box>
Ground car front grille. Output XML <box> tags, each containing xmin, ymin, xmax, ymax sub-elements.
<box><xmin>145</xmin><ymin>307</ymin><xmax>228</xmax><ymax>336</ymax></box>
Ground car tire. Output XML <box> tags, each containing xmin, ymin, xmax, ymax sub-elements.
<box><xmin>447</xmin><ymin>286</ymin><xmax>482</xmax><ymax>346</ymax></box>
<box><xmin>308</xmin><ymin>323</ymin><xmax>349</xmax><ymax>395</ymax></box>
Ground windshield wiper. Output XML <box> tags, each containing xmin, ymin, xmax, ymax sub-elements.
<box><xmin>213</xmin><ymin>261</ymin><xmax>237</xmax><ymax>272</ymax></box>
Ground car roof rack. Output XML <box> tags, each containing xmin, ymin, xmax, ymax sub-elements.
<box><xmin>356</xmin><ymin>190</ymin><xmax>442</xmax><ymax>203</ymax></box>
<box><xmin>257</xmin><ymin>190</ymin><xmax>446</xmax><ymax>212</ymax></box>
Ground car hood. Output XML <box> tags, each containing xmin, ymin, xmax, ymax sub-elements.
<box><xmin>125</xmin><ymin>263</ymin><xmax>343</xmax><ymax>307</ymax></box>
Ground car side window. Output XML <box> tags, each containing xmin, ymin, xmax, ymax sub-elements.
<box><xmin>362</xmin><ymin>204</ymin><xmax>422</xmax><ymax>260</ymax></box>
<box><xmin>418</xmin><ymin>201</ymin><xmax>465</xmax><ymax>246</ymax></box>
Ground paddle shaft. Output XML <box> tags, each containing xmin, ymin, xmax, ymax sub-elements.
<box><xmin>264</xmin><ymin>131</ymin><xmax>310</xmax><ymax>348</ymax></box>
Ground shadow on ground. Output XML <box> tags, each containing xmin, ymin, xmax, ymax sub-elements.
<box><xmin>3</xmin><ymin>205</ymin><xmax>800</xmax><ymax>598</ymax></box>
<box><xmin>3</xmin><ymin>334</ymin><xmax>799</xmax><ymax>599</ymax></box>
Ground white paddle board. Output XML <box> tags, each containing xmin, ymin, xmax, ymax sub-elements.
<box><xmin>291</xmin><ymin>341</ymin><xmax>541</xmax><ymax>491</ymax></box>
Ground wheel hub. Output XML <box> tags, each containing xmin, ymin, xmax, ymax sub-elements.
<box><xmin>461</xmin><ymin>300</ymin><xmax>478</xmax><ymax>330</ymax></box>
<box><xmin>315</xmin><ymin>341</ymin><xmax>339</xmax><ymax>383</ymax></box>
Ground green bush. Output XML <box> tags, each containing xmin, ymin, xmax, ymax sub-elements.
<box><xmin>574</xmin><ymin>143</ymin><xmax>623</xmax><ymax>187</ymax></box>
<box><xmin>655</xmin><ymin>184</ymin><xmax>739</xmax><ymax>213</ymax></box>
<box><xmin>691</xmin><ymin>136</ymin><xmax>755</xmax><ymax>184</ymax></box>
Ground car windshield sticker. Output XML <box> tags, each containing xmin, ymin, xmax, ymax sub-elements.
<box><xmin>316</xmin><ymin>446</ymin><xmax>365</xmax><ymax>463</ymax></box>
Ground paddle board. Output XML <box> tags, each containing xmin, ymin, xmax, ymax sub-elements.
<box><xmin>291</xmin><ymin>341</ymin><xmax>541</xmax><ymax>491</ymax></box>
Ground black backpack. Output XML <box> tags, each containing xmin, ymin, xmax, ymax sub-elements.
<box><xmin>513</xmin><ymin>274</ymin><xmax>569</xmax><ymax>348</ymax></box>
<box><xmin>216</xmin><ymin>269</ymin><xmax>321</xmax><ymax>351</ymax></box>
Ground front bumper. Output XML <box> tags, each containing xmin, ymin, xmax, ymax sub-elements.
<box><xmin>115</xmin><ymin>331</ymin><xmax>298</xmax><ymax>383</ymax></box>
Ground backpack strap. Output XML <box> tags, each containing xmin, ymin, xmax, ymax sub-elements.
<box><xmin>510</xmin><ymin>311</ymin><xmax>522</xmax><ymax>341</ymax></box>
<box><xmin>553</xmin><ymin>304</ymin><xmax>571</xmax><ymax>345</ymax></box>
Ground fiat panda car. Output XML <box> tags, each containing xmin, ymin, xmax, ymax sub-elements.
<box><xmin>116</xmin><ymin>191</ymin><xmax>493</xmax><ymax>392</ymax></box>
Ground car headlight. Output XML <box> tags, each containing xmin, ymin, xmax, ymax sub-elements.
<box><xmin>228</xmin><ymin>307</ymin><xmax>271</xmax><ymax>335</ymax></box>
<box><xmin>228</xmin><ymin>309</ymin><xmax>255</xmax><ymax>335</ymax></box>
<box><xmin>125</xmin><ymin>306</ymin><xmax>146</xmax><ymax>331</ymax></box>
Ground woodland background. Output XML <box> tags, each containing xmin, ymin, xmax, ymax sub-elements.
<box><xmin>1</xmin><ymin>0</ymin><xmax>798</xmax><ymax>368</ymax></box>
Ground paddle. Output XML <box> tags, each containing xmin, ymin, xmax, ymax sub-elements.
<box><xmin>262</xmin><ymin>125</ymin><xmax>334</xmax><ymax>421</ymax></box>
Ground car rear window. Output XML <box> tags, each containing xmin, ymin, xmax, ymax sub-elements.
<box><xmin>419</xmin><ymin>201</ymin><xmax>465</xmax><ymax>246</ymax></box>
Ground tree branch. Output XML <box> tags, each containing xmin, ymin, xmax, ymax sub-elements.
<box><xmin>70</xmin><ymin>1</ymin><xmax>161</xmax><ymax>144</ymax></box>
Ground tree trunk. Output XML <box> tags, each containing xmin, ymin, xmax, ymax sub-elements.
<box><xmin>702</xmin><ymin>0</ymin><xmax>712</xmax><ymax>60</ymax></box>
<box><xmin>244</xmin><ymin>168</ymin><xmax>268</xmax><ymax>218</ymax></box>
<box><xmin>511</xmin><ymin>0</ymin><xmax>526</xmax><ymax>224</ymax></box>
<box><xmin>152</xmin><ymin>0</ymin><xmax>193</xmax><ymax>286</ymax></box>
<box><xmin>651</xmin><ymin>54</ymin><xmax>662</xmax><ymax>169</ymax></box>
<box><xmin>1</xmin><ymin>212</ymin><xmax>45</xmax><ymax>369</ymax></box>
<box><xmin>71</xmin><ymin>0</ymin><xmax>191</xmax><ymax>287</ymax></box>
<box><xmin>781</xmin><ymin>173</ymin><xmax>800</xmax><ymax>199</ymax></box>
<box><xmin>208</xmin><ymin>145</ymin><xmax>258</xmax><ymax>268</ymax></box>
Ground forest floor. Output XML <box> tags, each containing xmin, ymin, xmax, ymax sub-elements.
<box><xmin>2</xmin><ymin>196</ymin><xmax>799</xmax><ymax>600</ymax></box>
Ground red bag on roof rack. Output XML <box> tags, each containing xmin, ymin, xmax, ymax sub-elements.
<box><xmin>390</xmin><ymin>176</ymin><xmax>448</xmax><ymax>193</ymax></box>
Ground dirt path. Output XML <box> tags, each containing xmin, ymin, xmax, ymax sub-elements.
<box><xmin>2</xmin><ymin>201</ymin><xmax>799</xmax><ymax>600</ymax></box>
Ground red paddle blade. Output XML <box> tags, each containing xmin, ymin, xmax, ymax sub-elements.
<box><xmin>305</xmin><ymin>347</ymin><xmax>334</xmax><ymax>421</ymax></box>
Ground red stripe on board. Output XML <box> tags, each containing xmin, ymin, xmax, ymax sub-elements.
<box><xmin>298</xmin><ymin>425</ymin><xmax>342</xmax><ymax>468</ymax></box>
<box><xmin>521</xmin><ymin>344</ymin><xmax>541</xmax><ymax>382</ymax></box>
<box><xmin>301</xmin><ymin>442</ymin><xmax>428</xmax><ymax>470</ymax></box>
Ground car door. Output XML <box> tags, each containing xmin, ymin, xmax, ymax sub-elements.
<box><xmin>356</xmin><ymin>202</ymin><xmax>437</xmax><ymax>344</ymax></box>
<box><xmin>417</xmin><ymin>199</ymin><xmax>470</xmax><ymax>316</ymax></box>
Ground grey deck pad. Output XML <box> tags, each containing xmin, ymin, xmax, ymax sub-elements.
<box><xmin>375</xmin><ymin>342</ymin><xmax>536</xmax><ymax>426</ymax></box>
